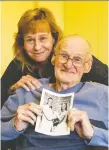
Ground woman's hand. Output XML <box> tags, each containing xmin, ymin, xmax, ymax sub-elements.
<box><xmin>14</xmin><ymin>102</ymin><xmax>42</xmax><ymax>131</ymax></box>
<box><xmin>68</xmin><ymin>108</ymin><xmax>94</xmax><ymax>140</ymax></box>
<box><xmin>10</xmin><ymin>75</ymin><xmax>41</xmax><ymax>91</ymax></box>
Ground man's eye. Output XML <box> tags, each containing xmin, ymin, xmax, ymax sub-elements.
<box><xmin>61</xmin><ymin>54</ymin><xmax>68</xmax><ymax>59</ymax></box>
<box><xmin>74</xmin><ymin>57</ymin><xmax>82</xmax><ymax>62</ymax></box>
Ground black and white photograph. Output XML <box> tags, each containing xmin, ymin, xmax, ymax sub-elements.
<box><xmin>35</xmin><ymin>89</ymin><xmax>74</xmax><ymax>136</ymax></box>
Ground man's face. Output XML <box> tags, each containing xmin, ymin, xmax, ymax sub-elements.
<box><xmin>53</xmin><ymin>37</ymin><xmax>91</xmax><ymax>85</ymax></box>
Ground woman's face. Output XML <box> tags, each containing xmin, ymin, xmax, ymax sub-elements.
<box><xmin>61</xmin><ymin>103</ymin><xmax>66</xmax><ymax>111</ymax></box>
<box><xmin>23</xmin><ymin>32</ymin><xmax>54</xmax><ymax>62</ymax></box>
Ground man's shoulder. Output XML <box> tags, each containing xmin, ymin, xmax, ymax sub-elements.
<box><xmin>84</xmin><ymin>81</ymin><xmax>108</xmax><ymax>91</ymax></box>
<box><xmin>16</xmin><ymin>87</ymin><xmax>27</xmax><ymax>95</ymax></box>
<box><xmin>15</xmin><ymin>78</ymin><xmax>50</xmax><ymax>96</ymax></box>
<box><xmin>38</xmin><ymin>78</ymin><xmax>50</xmax><ymax>85</ymax></box>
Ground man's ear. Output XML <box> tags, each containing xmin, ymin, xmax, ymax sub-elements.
<box><xmin>51</xmin><ymin>54</ymin><xmax>56</xmax><ymax>65</ymax></box>
<box><xmin>84</xmin><ymin>59</ymin><xmax>92</xmax><ymax>73</ymax></box>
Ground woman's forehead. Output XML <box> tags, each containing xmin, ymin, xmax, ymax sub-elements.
<box><xmin>22</xmin><ymin>19</ymin><xmax>51</xmax><ymax>34</ymax></box>
<box><xmin>24</xmin><ymin>32</ymin><xmax>51</xmax><ymax>37</ymax></box>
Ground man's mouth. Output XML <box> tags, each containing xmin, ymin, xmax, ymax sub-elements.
<box><xmin>61</xmin><ymin>69</ymin><xmax>76</xmax><ymax>74</ymax></box>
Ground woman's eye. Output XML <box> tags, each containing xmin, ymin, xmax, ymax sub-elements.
<box><xmin>40</xmin><ymin>37</ymin><xmax>47</xmax><ymax>41</ymax></box>
<box><xmin>27</xmin><ymin>39</ymin><xmax>35</xmax><ymax>44</ymax></box>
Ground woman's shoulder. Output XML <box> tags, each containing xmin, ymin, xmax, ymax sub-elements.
<box><xmin>92</xmin><ymin>56</ymin><xmax>108</xmax><ymax>75</ymax></box>
<box><xmin>82</xmin><ymin>56</ymin><xmax>108</xmax><ymax>85</ymax></box>
<box><xmin>1</xmin><ymin>58</ymin><xmax>22</xmax><ymax>80</ymax></box>
<box><xmin>2</xmin><ymin>58</ymin><xmax>22</xmax><ymax>74</ymax></box>
<box><xmin>7</xmin><ymin>58</ymin><xmax>21</xmax><ymax>68</ymax></box>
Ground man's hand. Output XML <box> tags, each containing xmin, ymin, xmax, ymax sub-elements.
<box><xmin>14</xmin><ymin>102</ymin><xmax>42</xmax><ymax>131</ymax></box>
<box><xmin>68</xmin><ymin>108</ymin><xmax>94</xmax><ymax>140</ymax></box>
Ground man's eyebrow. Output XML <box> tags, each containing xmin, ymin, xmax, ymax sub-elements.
<box><xmin>58</xmin><ymin>51</ymin><xmax>85</xmax><ymax>58</ymax></box>
<box><xmin>74</xmin><ymin>54</ymin><xmax>84</xmax><ymax>58</ymax></box>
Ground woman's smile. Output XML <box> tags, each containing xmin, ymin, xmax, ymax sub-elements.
<box><xmin>29</xmin><ymin>50</ymin><xmax>46</xmax><ymax>55</ymax></box>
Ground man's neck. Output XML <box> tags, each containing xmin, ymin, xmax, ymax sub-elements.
<box><xmin>52</xmin><ymin>80</ymin><xmax>79</xmax><ymax>92</ymax></box>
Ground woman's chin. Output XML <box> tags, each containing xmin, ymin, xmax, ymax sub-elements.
<box><xmin>32</xmin><ymin>57</ymin><xmax>48</xmax><ymax>63</ymax></box>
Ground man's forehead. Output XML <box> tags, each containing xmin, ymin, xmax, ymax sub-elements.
<box><xmin>58</xmin><ymin>36</ymin><xmax>90</xmax><ymax>55</ymax></box>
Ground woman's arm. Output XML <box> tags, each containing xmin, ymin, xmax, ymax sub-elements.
<box><xmin>1</xmin><ymin>59</ymin><xmax>22</xmax><ymax>107</ymax></box>
<box><xmin>1</xmin><ymin>59</ymin><xmax>41</xmax><ymax>107</ymax></box>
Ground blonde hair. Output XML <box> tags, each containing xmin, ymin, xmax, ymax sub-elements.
<box><xmin>13</xmin><ymin>8</ymin><xmax>63</xmax><ymax>71</ymax></box>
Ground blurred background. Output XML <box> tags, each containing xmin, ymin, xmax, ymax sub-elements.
<box><xmin>1</xmin><ymin>1</ymin><xmax>108</xmax><ymax>76</ymax></box>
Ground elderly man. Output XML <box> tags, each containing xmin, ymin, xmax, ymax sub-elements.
<box><xmin>1</xmin><ymin>35</ymin><xmax>108</xmax><ymax>150</ymax></box>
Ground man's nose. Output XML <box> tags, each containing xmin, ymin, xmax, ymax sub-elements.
<box><xmin>64</xmin><ymin>59</ymin><xmax>73</xmax><ymax>69</ymax></box>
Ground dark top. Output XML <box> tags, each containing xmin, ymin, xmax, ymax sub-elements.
<box><xmin>1</xmin><ymin>55</ymin><xmax>108</xmax><ymax>108</ymax></box>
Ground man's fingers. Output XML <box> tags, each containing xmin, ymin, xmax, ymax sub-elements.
<box><xmin>17</xmin><ymin>103</ymin><xmax>42</xmax><ymax>117</ymax></box>
<box><xmin>68</xmin><ymin>108</ymin><xmax>84</xmax><ymax>131</ymax></box>
<box><xmin>25</xmin><ymin>110</ymin><xmax>37</xmax><ymax>122</ymax></box>
<box><xmin>68</xmin><ymin>108</ymin><xmax>78</xmax><ymax>120</ymax></box>
<box><xmin>29</xmin><ymin>106</ymin><xmax>42</xmax><ymax>116</ymax></box>
<box><xmin>18</xmin><ymin>113</ymin><xmax>35</xmax><ymax>125</ymax></box>
<box><xmin>68</xmin><ymin>116</ymin><xmax>77</xmax><ymax>131</ymax></box>
<box><xmin>28</xmin><ymin>103</ymin><xmax>43</xmax><ymax>116</ymax></box>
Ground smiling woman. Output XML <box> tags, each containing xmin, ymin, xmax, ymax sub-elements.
<box><xmin>1</xmin><ymin>7</ymin><xmax>62</xmax><ymax>107</ymax></box>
